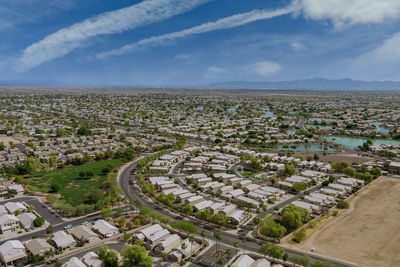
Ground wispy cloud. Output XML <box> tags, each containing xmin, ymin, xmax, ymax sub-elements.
<box><xmin>204</xmin><ymin>66</ymin><xmax>232</xmax><ymax>80</ymax></box>
<box><xmin>298</xmin><ymin>0</ymin><xmax>400</xmax><ymax>28</ymax></box>
<box><xmin>244</xmin><ymin>61</ymin><xmax>282</xmax><ymax>77</ymax></box>
<box><xmin>95</xmin><ymin>4</ymin><xmax>299</xmax><ymax>59</ymax></box>
<box><xmin>16</xmin><ymin>0</ymin><xmax>211</xmax><ymax>71</ymax></box>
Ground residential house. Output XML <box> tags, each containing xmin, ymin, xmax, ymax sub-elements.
<box><xmin>0</xmin><ymin>214</ymin><xmax>20</xmax><ymax>234</ymax></box>
<box><xmin>69</xmin><ymin>226</ymin><xmax>100</xmax><ymax>244</ymax></box>
<box><xmin>62</xmin><ymin>257</ymin><xmax>86</xmax><ymax>267</ymax></box>
<box><xmin>52</xmin><ymin>231</ymin><xmax>77</xmax><ymax>251</ymax></box>
<box><xmin>0</xmin><ymin>240</ymin><xmax>27</xmax><ymax>266</ymax></box>
<box><xmin>25</xmin><ymin>238</ymin><xmax>53</xmax><ymax>256</ymax></box>
<box><xmin>16</xmin><ymin>212</ymin><xmax>37</xmax><ymax>231</ymax></box>
<box><xmin>92</xmin><ymin>220</ymin><xmax>119</xmax><ymax>238</ymax></box>
<box><xmin>82</xmin><ymin>251</ymin><xmax>102</xmax><ymax>267</ymax></box>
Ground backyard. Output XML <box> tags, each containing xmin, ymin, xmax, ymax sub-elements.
<box><xmin>27</xmin><ymin>158</ymin><xmax>126</xmax><ymax>207</ymax></box>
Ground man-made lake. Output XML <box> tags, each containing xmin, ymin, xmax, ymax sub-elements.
<box><xmin>262</xmin><ymin>106</ymin><xmax>274</xmax><ymax>118</ymax></box>
<box><xmin>371</xmin><ymin>122</ymin><xmax>390</xmax><ymax>133</ymax></box>
<box><xmin>228</xmin><ymin>104</ymin><xmax>242</xmax><ymax>113</ymax></box>
<box><xmin>324</xmin><ymin>136</ymin><xmax>400</xmax><ymax>149</ymax></box>
<box><xmin>273</xmin><ymin>144</ymin><xmax>335</xmax><ymax>151</ymax></box>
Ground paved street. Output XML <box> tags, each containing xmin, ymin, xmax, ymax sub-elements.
<box><xmin>118</xmin><ymin>158</ymin><xmax>360</xmax><ymax>267</ymax></box>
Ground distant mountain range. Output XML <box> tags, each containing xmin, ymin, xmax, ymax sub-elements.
<box><xmin>205</xmin><ymin>78</ymin><xmax>400</xmax><ymax>91</ymax></box>
<box><xmin>1</xmin><ymin>78</ymin><xmax>400</xmax><ymax>90</ymax></box>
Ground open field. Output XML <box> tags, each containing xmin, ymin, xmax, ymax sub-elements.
<box><xmin>27</xmin><ymin>159</ymin><xmax>126</xmax><ymax>206</ymax></box>
<box><xmin>0</xmin><ymin>136</ymin><xmax>28</xmax><ymax>145</ymax></box>
<box><xmin>297</xmin><ymin>176</ymin><xmax>400</xmax><ymax>267</ymax></box>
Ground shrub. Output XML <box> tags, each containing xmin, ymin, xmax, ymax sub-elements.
<box><xmin>337</xmin><ymin>200</ymin><xmax>349</xmax><ymax>209</ymax></box>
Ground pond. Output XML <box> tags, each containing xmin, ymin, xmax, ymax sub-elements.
<box><xmin>228</xmin><ymin>104</ymin><xmax>241</xmax><ymax>113</ymax></box>
<box><xmin>262</xmin><ymin>105</ymin><xmax>274</xmax><ymax>118</ymax></box>
<box><xmin>324</xmin><ymin>136</ymin><xmax>400</xmax><ymax>149</ymax></box>
<box><xmin>273</xmin><ymin>144</ymin><xmax>336</xmax><ymax>151</ymax></box>
<box><xmin>371</xmin><ymin>122</ymin><xmax>390</xmax><ymax>133</ymax></box>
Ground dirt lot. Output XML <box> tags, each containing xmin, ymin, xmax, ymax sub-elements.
<box><xmin>294</xmin><ymin>152</ymin><xmax>370</xmax><ymax>164</ymax></box>
<box><xmin>297</xmin><ymin>177</ymin><xmax>400</xmax><ymax>267</ymax></box>
<box><xmin>0</xmin><ymin>136</ymin><xmax>27</xmax><ymax>145</ymax></box>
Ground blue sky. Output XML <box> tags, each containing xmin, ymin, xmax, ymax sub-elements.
<box><xmin>1</xmin><ymin>0</ymin><xmax>400</xmax><ymax>86</ymax></box>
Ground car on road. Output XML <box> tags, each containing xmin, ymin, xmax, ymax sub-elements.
<box><xmin>81</xmin><ymin>221</ymin><xmax>89</xmax><ymax>225</ymax></box>
<box><xmin>64</xmin><ymin>224</ymin><xmax>73</xmax><ymax>229</ymax></box>
<box><xmin>47</xmin><ymin>259</ymin><xmax>58</xmax><ymax>264</ymax></box>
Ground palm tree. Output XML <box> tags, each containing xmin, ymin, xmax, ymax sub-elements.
<box><xmin>242</xmin><ymin>237</ymin><xmax>246</xmax><ymax>254</ymax></box>
<box><xmin>189</xmin><ymin>235</ymin><xmax>195</xmax><ymax>258</ymax></box>
<box><xmin>213</xmin><ymin>230</ymin><xmax>222</xmax><ymax>253</ymax></box>
<box><xmin>43</xmin><ymin>249</ymin><xmax>55</xmax><ymax>260</ymax></box>
<box><xmin>201</xmin><ymin>230</ymin><xmax>207</xmax><ymax>238</ymax></box>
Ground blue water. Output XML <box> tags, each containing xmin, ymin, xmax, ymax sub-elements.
<box><xmin>196</xmin><ymin>106</ymin><xmax>204</xmax><ymax>111</ymax></box>
<box><xmin>371</xmin><ymin>122</ymin><xmax>389</xmax><ymax>133</ymax></box>
<box><xmin>324</xmin><ymin>136</ymin><xmax>400</xmax><ymax>149</ymax></box>
<box><xmin>262</xmin><ymin>105</ymin><xmax>274</xmax><ymax>118</ymax></box>
<box><xmin>287</xmin><ymin>130</ymin><xmax>296</xmax><ymax>135</ymax></box>
<box><xmin>228</xmin><ymin>104</ymin><xmax>242</xmax><ymax>113</ymax></box>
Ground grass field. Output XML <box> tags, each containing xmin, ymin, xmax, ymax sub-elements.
<box><xmin>297</xmin><ymin>176</ymin><xmax>400</xmax><ymax>267</ymax></box>
<box><xmin>27</xmin><ymin>159</ymin><xmax>126</xmax><ymax>206</ymax></box>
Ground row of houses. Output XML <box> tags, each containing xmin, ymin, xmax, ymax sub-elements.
<box><xmin>291</xmin><ymin>177</ymin><xmax>365</xmax><ymax>214</ymax></box>
<box><xmin>151</xmin><ymin>176</ymin><xmax>248</xmax><ymax>225</ymax></box>
<box><xmin>0</xmin><ymin>219</ymin><xmax>119</xmax><ymax>266</ymax></box>
<box><xmin>133</xmin><ymin>224</ymin><xmax>201</xmax><ymax>262</ymax></box>
<box><xmin>0</xmin><ymin>201</ymin><xmax>40</xmax><ymax>235</ymax></box>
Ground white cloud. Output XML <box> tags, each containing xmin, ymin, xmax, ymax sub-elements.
<box><xmin>175</xmin><ymin>54</ymin><xmax>192</xmax><ymax>60</ymax></box>
<box><xmin>298</xmin><ymin>0</ymin><xmax>400</xmax><ymax>27</ymax></box>
<box><xmin>16</xmin><ymin>0</ymin><xmax>210</xmax><ymax>71</ymax></box>
<box><xmin>244</xmin><ymin>61</ymin><xmax>281</xmax><ymax>77</ymax></box>
<box><xmin>95</xmin><ymin>4</ymin><xmax>298</xmax><ymax>59</ymax></box>
<box><xmin>350</xmin><ymin>32</ymin><xmax>400</xmax><ymax>79</ymax></box>
<box><xmin>204</xmin><ymin>66</ymin><xmax>231</xmax><ymax>80</ymax></box>
<box><xmin>291</xmin><ymin>41</ymin><xmax>305</xmax><ymax>51</ymax></box>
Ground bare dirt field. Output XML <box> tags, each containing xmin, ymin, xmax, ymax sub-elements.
<box><xmin>0</xmin><ymin>136</ymin><xmax>27</xmax><ymax>145</ymax></box>
<box><xmin>297</xmin><ymin>176</ymin><xmax>400</xmax><ymax>267</ymax></box>
<box><xmin>294</xmin><ymin>152</ymin><xmax>369</xmax><ymax>164</ymax></box>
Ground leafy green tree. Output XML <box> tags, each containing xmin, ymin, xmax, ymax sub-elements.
<box><xmin>337</xmin><ymin>200</ymin><xmax>349</xmax><ymax>209</ymax></box>
<box><xmin>98</xmin><ymin>246</ymin><xmax>119</xmax><ymax>267</ymax></box>
<box><xmin>285</xmin><ymin>164</ymin><xmax>296</xmax><ymax>176</ymax></box>
<box><xmin>259</xmin><ymin>215</ymin><xmax>286</xmax><ymax>239</ymax></box>
<box><xmin>100</xmin><ymin>208</ymin><xmax>114</xmax><ymax>218</ymax></box>
<box><xmin>289</xmin><ymin>255</ymin><xmax>311</xmax><ymax>267</ymax></box>
<box><xmin>182</xmin><ymin>204</ymin><xmax>193</xmax><ymax>215</ymax></box>
<box><xmin>281</xmin><ymin>209</ymin><xmax>303</xmax><ymax>232</ymax></box>
<box><xmin>121</xmin><ymin>244</ymin><xmax>153</xmax><ymax>267</ymax></box>
<box><xmin>258</xmin><ymin>242</ymin><xmax>284</xmax><ymax>259</ymax></box>
<box><xmin>370</xmin><ymin>167</ymin><xmax>382</xmax><ymax>177</ymax></box>
<box><xmin>292</xmin><ymin>230</ymin><xmax>307</xmax><ymax>243</ymax></box>
<box><xmin>49</xmin><ymin>183</ymin><xmax>61</xmax><ymax>193</ymax></box>
<box><xmin>88</xmin><ymin>189</ymin><xmax>104</xmax><ymax>204</ymax></box>
<box><xmin>343</xmin><ymin>167</ymin><xmax>356</xmax><ymax>177</ymax></box>
<box><xmin>33</xmin><ymin>217</ymin><xmax>45</xmax><ymax>227</ymax></box>
<box><xmin>171</xmin><ymin>221</ymin><xmax>197</xmax><ymax>234</ymax></box>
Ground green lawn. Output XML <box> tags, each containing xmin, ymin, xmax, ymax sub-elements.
<box><xmin>27</xmin><ymin>159</ymin><xmax>126</xmax><ymax>206</ymax></box>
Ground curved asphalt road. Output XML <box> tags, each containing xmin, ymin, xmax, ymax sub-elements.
<box><xmin>118</xmin><ymin>157</ymin><xmax>360</xmax><ymax>267</ymax></box>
